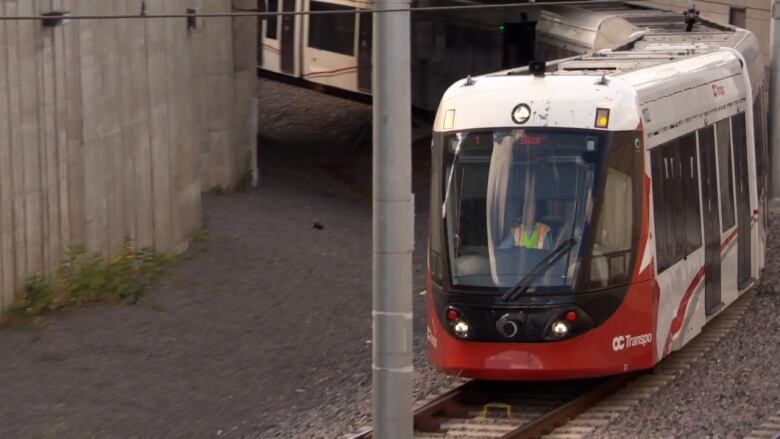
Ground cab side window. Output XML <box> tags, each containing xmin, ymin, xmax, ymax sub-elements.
<box><xmin>588</xmin><ymin>132</ymin><xmax>640</xmax><ymax>288</ymax></box>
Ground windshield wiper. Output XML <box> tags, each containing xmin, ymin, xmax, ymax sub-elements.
<box><xmin>500</xmin><ymin>237</ymin><xmax>578</xmax><ymax>303</ymax></box>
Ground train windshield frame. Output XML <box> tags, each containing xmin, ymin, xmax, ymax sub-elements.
<box><xmin>430</xmin><ymin>128</ymin><xmax>643</xmax><ymax>295</ymax></box>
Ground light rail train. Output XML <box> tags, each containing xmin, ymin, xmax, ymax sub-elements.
<box><xmin>425</xmin><ymin>3</ymin><xmax>768</xmax><ymax>380</ymax></box>
<box><xmin>258</xmin><ymin>0</ymin><xmax>625</xmax><ymax>110</ymax></box>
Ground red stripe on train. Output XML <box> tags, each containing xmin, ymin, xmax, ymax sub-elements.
<box><xmin>302</xmin><ymin>65</ymin><xmax>358</xmax><ymax>78</ymax></box>
<box><xmin>720</xmin><ymin>228</ymin><xmax>738</xmax><ymax>253</ymax></box>
<box><xmin>261</xmin><ymin>44</ymin><xmax>281</xmax><ymax>54</ymax></box>
<box><xmin>663</xmin><ymin>266</ymin><xmax>706</xmax><ymax>356</ymax></box>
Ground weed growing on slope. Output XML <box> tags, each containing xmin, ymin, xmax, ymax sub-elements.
<box><xmin>2</xmin><ymin>241</ymin><xmax>174</xmax><ymax>326</ymax></box>
<box><xmin>235</xmin><ymin>167</ymin><xmax>253</xmax><ymax>193</ymax></box>
<box><xmin>190</xmin><ymin>227</ymin><xmax>208</xmax><ymax>244</ymax></box>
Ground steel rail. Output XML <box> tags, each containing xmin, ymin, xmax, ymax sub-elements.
<box><xmin>347</xmin><ymin>383</ymin><xmax>468</xmax><ymax>439</ymax></box>
<box><xmin>348</xmin><ymin>374</ymin><xmax>638</xmax><ymax>439</ymax></box>
<box><xmin>501</xmin><ymin>373</ymin><xmax>639</xmax><ymax>439</ymax></box>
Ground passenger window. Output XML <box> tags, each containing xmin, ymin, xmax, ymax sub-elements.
<box><xmin>308</xmin><ymin>1</ymin><xmax>356</xmax><ymax>56</ymax></box>
<box><xmin>265</xmin><ymin>0</ymin><xmax>279</xmax><ymax>39</ymax></box>
<box><xmin>716</xmin><ymin>119</ymin><xmax>736</xmax><ymax>232</ymax></box>
<box><xmin>650</xmin><ymin>132</ymin><xmax>702</xmax><ymax>273</ymax></box>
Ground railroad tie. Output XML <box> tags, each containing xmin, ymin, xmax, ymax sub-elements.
<box><xmin>744</xmin><ymin>413</ymin><xmax>780</xmax><ymax>439</ymax></box>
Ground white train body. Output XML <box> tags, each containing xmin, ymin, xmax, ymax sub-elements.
<box><xmin>427</xmin><ymin>5</ymin><xmax>768</xmax><ymax>379</ymax></box>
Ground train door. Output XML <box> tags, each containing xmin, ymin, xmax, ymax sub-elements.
<box><xmin>302</xmin><ymin>1</ymin><xmax>360</xmax><ymax>91</ymax></box>
<box><xmin>280</xmin><ymin>0</ymin><xmax>297</xmax><ymax>74</ymax></box>
<box><xmin>731</xmin><ymin>113</ymin><xmax>752</xmax><ymax>288</ymax></box>
<box><xmin>357</xmin><ymin>10</ymin><xmax>372</xmax><ymax>92</ymax></box>
<box><xmin>260</xmin><ymin>0</ymin><xmax>282</xmax><ymax>72</ymax></box>
<box><xmin>752</xmin><ymin>93</ymin><xmax>769</xmax><ymax>272</ymax></box>
<box><xmin>259</xmin><ymin>0</ymin><xmax>300</xmax><ymax>76</ymax></box>
<box><xmin>698</xmin><ymin>127</ymin><xmax>722</xmax><ymax>314</ymax></box>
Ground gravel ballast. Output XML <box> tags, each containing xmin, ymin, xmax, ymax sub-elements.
<box><xmin>592</xmin><ymin>218</ymin><xmax>780</xmax><ymax>438</ymax></box>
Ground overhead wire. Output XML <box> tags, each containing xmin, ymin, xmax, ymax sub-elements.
<box><xmin>0</xmin><ymin>0</ymin><xmax>647</xmax><ymax>21</ymax></box>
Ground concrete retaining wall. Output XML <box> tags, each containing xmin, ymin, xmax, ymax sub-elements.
<box><xmin>0</xmin><ymin>0</ymin><xmax>257</xmax><ymax>311</ymax></box>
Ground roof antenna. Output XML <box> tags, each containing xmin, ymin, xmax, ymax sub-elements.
<box><xmin>683</xmin><ymin>0</ymin><xmax>699</xmax><ymax>32</ymax></box>
<box><xmin>528</xmin><ymin>60</ymin><xmax>546</xmax><ymax>77</ymax></box>
<box><xmin>463</xmin><ymin>75</ymin><xmax>476</xmax><ymax>86</ymax></box>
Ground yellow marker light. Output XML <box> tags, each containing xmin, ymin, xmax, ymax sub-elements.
<box><xmin>444</xmin><ymin>109</ymin><xmax>456</xmax><ymax>130</ymax></box>
<box><xmin>595</xmin><ymin>108</ymin><xmax>610</xmax><ymax>128</ymax></box>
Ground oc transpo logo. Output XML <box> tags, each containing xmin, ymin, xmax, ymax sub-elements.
<box><xmin>612</xmin><ymin>333</ymin><xmax>653</xmax><ymax>352</ymax></box>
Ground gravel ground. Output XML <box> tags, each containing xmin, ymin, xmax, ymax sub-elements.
<box><xmin>0</xmin><ymin>78</ymin><xmax>459</xmax><ymax>439</ymax></box>
<box><xmin>592</xmin><ymin>218</ymin><xmax>780</xmax><ymax>439</ymax></box>
<box><xmin>253</xmin><ymin>79</ymin><xmax>462</xmax><ymax>438</ymax></box>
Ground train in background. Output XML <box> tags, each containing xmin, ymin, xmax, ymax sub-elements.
<box><xmin>257</xmin><ymin>0</ymin><xmax>645</xmax><ymax>111</ymax></box>
<box><xmin>426</xmin><ymin>3</ymin><xmax>768</xmax><ymax>380</ymax></box>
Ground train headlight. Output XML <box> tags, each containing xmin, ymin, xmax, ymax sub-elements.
<box><xmin>453</xmin><ymin>320</ymin><xmax>470</xmax><ymax>338</ymax></box>
<box><xmin>511</xmin><ymin>104</ymin><xmax>531</xmax><ymax>125</ymax></box>
<box><xmin>551</xmin><ymin>321</ymin><xmax>569</xmax><ymax>338</ymax></box>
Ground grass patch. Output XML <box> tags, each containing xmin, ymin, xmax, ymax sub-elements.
<box><xmin>190</xmin><ymin>227</ymin><xmax>208</xmax><ymax>244</ymax></box>
<box><xmin>235</xmin><ymin>167</ymin><xmax>253</xmax><ymax>193</ymax></box>
<box><xmin>209</xmin><ymin>166</ymin><xmax>254</xmax><ymax>195</ymax></box>
<box><xmin>2</xmin><ymin>240</ymin><xmax>174</xmax><ymax>326</ymax></box>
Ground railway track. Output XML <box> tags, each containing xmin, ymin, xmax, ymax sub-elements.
<box><xmin>347</xmin><ymin>291</ymin><xmax>755</xmax><ymax>439</ymax></box>
<box><xmin>349</xmin><ymin>374</ymin><xmax>637</xmax><ymax>439</ymax></box>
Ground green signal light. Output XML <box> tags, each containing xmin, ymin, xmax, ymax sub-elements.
<box><xmin>499</xmin><ymin>24</ymin><xmax>506</xmax><ymax>32</ymax></box>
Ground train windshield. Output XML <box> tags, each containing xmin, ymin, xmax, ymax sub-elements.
<box><xmin>434</xmin><ymin>128</ymin><xmax>641</xmax><ymax>292</ymax></box>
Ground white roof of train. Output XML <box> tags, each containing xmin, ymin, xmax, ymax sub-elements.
<box><xmin>434</xmin><ymin>3</ymin><xmax>762</xmax><ymax>133</ymax></box>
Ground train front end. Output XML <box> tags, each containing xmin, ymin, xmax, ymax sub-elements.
<box><xmin>426</xmin><ymin>73</ymin><xmax>657</xmax><ymax>380</ymax></box>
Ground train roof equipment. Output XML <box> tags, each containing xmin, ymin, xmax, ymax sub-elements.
<box><xmin>436</xmin><ymin>3</ymin><xmax>763</xmax><ymax>134</ymax></box>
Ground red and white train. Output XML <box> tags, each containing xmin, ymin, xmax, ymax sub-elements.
<box><xmin>259</xmin><ymin>0</ymin><xmax>590</xmax><ymax>111</ymax></box>
<box><xmin>426</xmin><ymin>4</ymin><xmax>768</xmax><ymax>380</ymax></box>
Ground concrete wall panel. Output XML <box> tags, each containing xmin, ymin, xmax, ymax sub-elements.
<box><xmin>0</xmin><ymin>0</ymin><xmax>257</xmax><ymax>311</ymax></box>
<box><xmin>0</xmin><ymin>5</ymin><xmax>13</xmax><ymax>312</ymax></box>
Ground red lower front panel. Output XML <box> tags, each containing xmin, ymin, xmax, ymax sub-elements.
<box><xmin>426</xmin><ymin>279</ymin><xmax>660</xmax><ymax>381</ymax></box>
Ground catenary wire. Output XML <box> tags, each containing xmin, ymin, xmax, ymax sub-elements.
<box><xmin>0</xmin><ymin>0</ymin><xmax>649</xmax><ymax>21</ymax></box>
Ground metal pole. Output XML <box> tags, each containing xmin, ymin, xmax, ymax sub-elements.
<box><xmin>769</xmin><ymin>0</ymin><xmax>780</xmax><ymax>209</ymax></box>
<box><xmin>371</xmin><ymin>0</ymin><xmax>414</xmax><ymax>438</ymax></box>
